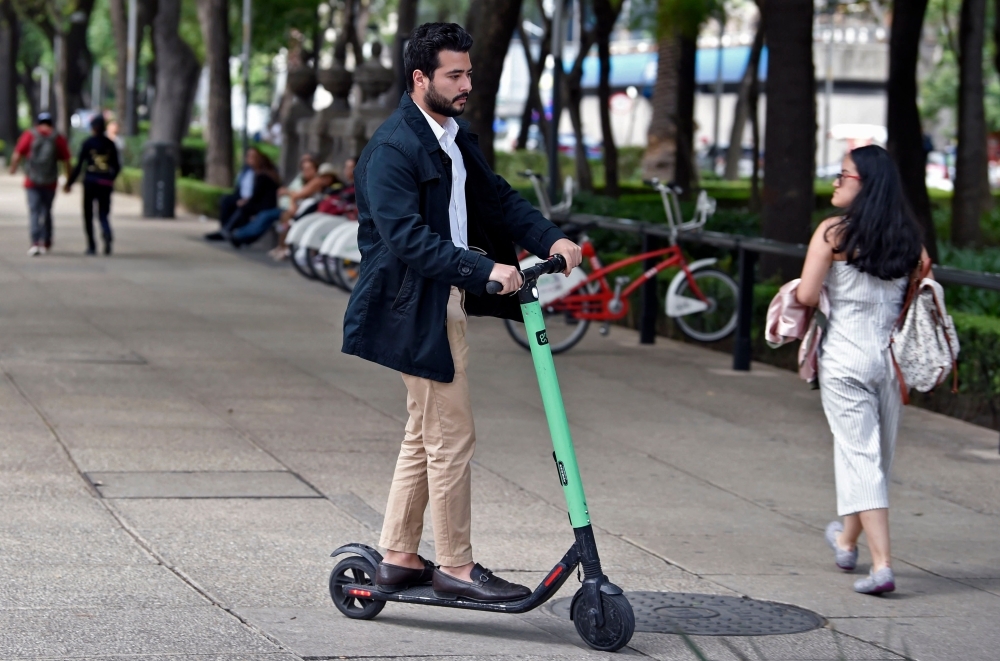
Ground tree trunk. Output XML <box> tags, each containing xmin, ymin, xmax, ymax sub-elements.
<box><xmin>594</xmin><ymin>0</ymin><xmax>623</xmax><ymax>196</ymax></box>
<box><xmin>761</xmin><ymin>0</ymin><xmax>815</xmax><ymax>278</ymax></box>
<box><xmin>641</xmin><ymin>34</ymin><xmax>680</xmax><ymax>182</ymax></box>
<box><xmin>952</xmin><ymin>0</ymin><xmax>988</xmax><ymax>247</ymax></box>
<box><xmin>64</xmin><ymin>0</ymin><xmax>96</xmax><ymax>112</ymax></box>
<box><xmin>465</xmin><ymin>0</ymin><xmax>523</xmax><ymax>167</ymax></box>
<box><xmin>0</xmin><ymin>0</ymin><xmax>19</xmax><ymax>148</ymax></box>
<box><xmin>391</xmin><ymin>0</ymin><xmax>418</xmax><ymax>99</ymax></box>
<box><xmin>887</xmin><ymin>0</ymin><xmax>937</xmax><ymax>260</ymax></box>
<box><xmin>515</xmin><ymin>19</ymin><xmax>551</xmax><ymax>151</ymax></box>
<box><xmin>724</xmin><ymin>14</ymin><xmax>764</xmax><ymax>181</ymax></box>
<box><xmin>675</xmin><ymin>35</ymin><xmax>697</xmax><ymax>194</ymax></box>
<box><xmin>109</xmin><ymin>0</ymin><xmax>128</xmax><ymax>125</ymax></box>
<box><xmin>564</xmin><ymin>67</ymin><xmax>593</xmax><ymax>192</ymax></box>
<box><xmin>198</xmin><ymin>0</ymin><xmax>234</xmax><ymax>187</ymax></box>
<box><xmin>148</xmin><ymin>0</ymin><xmax>201</xmax><ymax>147</ymax></box>
<box><xmin>564</xmin><ymin>26</ymin><xmax>597</xmax><ymax>193</ymax></box>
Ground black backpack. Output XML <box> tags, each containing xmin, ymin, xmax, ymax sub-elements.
<box><xmin>26</xmin><ymin>130</ymin><xmax>59</xmax><ymax>186</ymax></box>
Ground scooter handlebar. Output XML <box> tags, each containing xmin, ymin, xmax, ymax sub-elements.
<box><xmin>485</xmin><ymin>254</ymin><xmax>568</xmax><ymax>295</ymax></box>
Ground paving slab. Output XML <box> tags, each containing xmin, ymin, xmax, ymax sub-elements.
<box><xmin>86</xmin><ymin>470</ymin><xmax>322</xmax><ymax>499</ymax></box>
<box><xmin>0</xmin><ymin>607</ymin><xmax>281</xmax><ymax>657</ymax></box>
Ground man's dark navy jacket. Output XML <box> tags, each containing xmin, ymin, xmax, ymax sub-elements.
<box><xmin>342</xmin><ymin>93</ymin><xmax>566</xmax><ymax>383</ymax></box>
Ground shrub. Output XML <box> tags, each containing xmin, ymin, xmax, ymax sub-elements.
<box><xmin>910</xmin><ymin>312</ymin><xmax>1000</xmax><ymax>429</ymax></box>
<box><xmin>177</xmin><ymin>177</ymin><xmax>227</xmax><ymax>218</ymax></box>
<box><xmin>113</xmin><ymin>169</ymin><xmax>227</xmax><ymax>218</ymax></box>
<box><xmin>115</xmin><ymin>167</ymin><xmax>143</xmax><ymax>195</ymax></box>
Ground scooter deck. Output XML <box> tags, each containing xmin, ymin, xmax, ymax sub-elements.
<box><xmin>343</xmin><ymin>583</ymin><xmax>538</xmax><ymax>613</ymax></box>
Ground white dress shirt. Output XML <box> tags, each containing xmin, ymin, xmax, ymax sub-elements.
<box><xmin>416</xmin><ymin>102</ymin><xmax>468</xmax><ymax>250</ymax></box>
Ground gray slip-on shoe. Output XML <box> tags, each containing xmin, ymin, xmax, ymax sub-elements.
<box><xmin>854</xmin><ymin>567</ymin><xmax>895</xmax><ymax>595</ymax></box>
<box><xmin>825</xmin><ymin>520</ymin><xmax>858</xmax><ymax>571</ymax></box>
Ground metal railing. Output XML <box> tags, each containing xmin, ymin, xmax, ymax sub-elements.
<box><xmin>557</xmin><ymin>210</ymin><xmax>1000</xmax><ymax>371</ymax></box>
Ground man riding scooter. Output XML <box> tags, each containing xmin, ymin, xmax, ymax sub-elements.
<box><xmin>342</xmin><ymin>22</ymin><xmax>582</xmax><ymax>602</ymax></box>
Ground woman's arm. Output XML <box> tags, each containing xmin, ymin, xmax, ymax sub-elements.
<box><xmin>290</xmin><ymin>176</ymin><xmax>326</xmax><ymax>202</ymax></box>
<box><xmin>796</xmin><ymin>218</ymin><xmax>839</xmax><ymax>307</ymax></box>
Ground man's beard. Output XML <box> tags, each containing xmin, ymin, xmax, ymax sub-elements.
<box><xmin>425</xmin><ymin>80</ymin><xmax>468</xmax><ymax>117</ymax></box>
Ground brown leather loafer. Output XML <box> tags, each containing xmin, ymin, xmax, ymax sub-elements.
<box><xmin>374</xmin><ymin>557</ymin><xmax>436</xmax><ymax>592</ymax></box>
<box><xmin>432</xmin><ymin>563</ymin><xmax>532</xmax><ymax>602</ymax></box>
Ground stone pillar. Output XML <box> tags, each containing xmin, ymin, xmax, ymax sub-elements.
<box><xmin>314</xmin><ymin>62</ymin><xmax>354</xmax><ymax>166</ymax></box>
<box><xmin>350</xmin><ymin>43</ymin><xmax>395</xmax><ymax>161</ymax></box>
<box><xmin>278</xmin><ymin>66</ymin><xmax>317</xmax><ymax>180</ymax></box>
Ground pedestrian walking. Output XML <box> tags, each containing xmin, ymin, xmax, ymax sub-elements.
<box><xmin>796</xmin><ymin>145</ymin><xmax>929</xmax><ymax>595</ymax></box>
<box><xmin>7</xmin><ymin>112</ymin><xmax>72</xmax><ymax>256</ymax></box>
<box><xmin>342</xmin><ymin>23</ymin><xmax>582</xmax><ymax>601</ymax></box>
<box><xmin>66</xmin><ymin>115</ymin><xmax>121</xmax><ymax>255</ymax></box>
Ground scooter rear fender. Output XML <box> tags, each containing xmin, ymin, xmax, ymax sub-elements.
<box><xmin>331</xmin><ymin>543</ymin><xmax>383</xmax><ymax>569</ymax></box>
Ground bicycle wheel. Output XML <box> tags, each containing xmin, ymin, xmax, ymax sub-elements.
<box><xmin>672</xmin><ymin>269</ymin><xmax>738</xmax><ymax>342</ymax></box>
<box><xmin>306</xmin><ymin>248</ymin><xmax>331</xmax><ymax>282</ymax></box>
<box><xmin>290</xmin><ymin>245</ymin><xmax>316</xmax><ymax>280</ymax></box>
<box><xmin>335</xmin><ymin>257</ymin><xmax>361</xmax><ymax>292</ymax></box>
<box><xmin>504</xmin><ymin>280</ymin><xmax>599</xmax><ymax>354</ymax></box>
<box><xmin>322</xmin><ymin>254</ymin><xmax>345</xmax><ymax>289</ymax></box>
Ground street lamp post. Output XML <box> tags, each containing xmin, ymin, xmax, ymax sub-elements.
<box><xmin>711</xmin><ymin>13</ymin><xmax>725</xmax><ymax>165</ymax></box>
<box><xmin>125</xmin><ymin>0</ymin><xmax>138</xmax><ymax>135</ymax></box>
<box><xmin>242</xmin><ymin>0</ymin><xmax>251</xmax><ymax>155</ymax></box>
<box><xmin>822</xmin><ymin>1</ymin><xmax>835</xmax><ymax>173</ymax></box>
<box><xmin>548</xmin><ymin>0</ymin><xmax>567</xmax><ymax>206</ymax></box>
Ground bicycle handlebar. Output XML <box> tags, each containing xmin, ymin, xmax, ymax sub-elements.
<box><xmin>644</xmin><ymin>178</ymin><xmax>683</xmax><ymax>194</ymax></box>
<box><xmin>486</xmin><ymin>254</ymin><xmax>568</xmax><ymax>295</ymax></box>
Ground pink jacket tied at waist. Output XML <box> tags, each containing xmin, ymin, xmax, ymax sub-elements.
<box><xmin>765</xmin><ymin>279</ymin><xmax>830</xmax><ymax>384</ymax></box>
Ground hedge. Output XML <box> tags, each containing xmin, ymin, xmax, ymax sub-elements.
<box><xmin>750</xmin><ymin>284</ymin><xmax>999</xmax><ymax>430</ymax></box>
<box><xmin>177</xmin><ymin>178</ymin><xmax>228</xmax><ymax>218</ymax></box>
<box><xmin>113</xmin><ymin>168</ymin><xmax>228</xmax><ymax>219</ymax></box>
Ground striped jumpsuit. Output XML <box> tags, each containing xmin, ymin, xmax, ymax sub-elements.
<box><xmin>819</xmin><ymin>261</ymin><xmax>907</xmax><ymax>516</ymax></box>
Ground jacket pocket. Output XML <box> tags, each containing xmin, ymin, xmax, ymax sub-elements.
<box><xmin>391</xmin><ymin>265</ymin><xmax>416</xmax><ymax>313</ymax></box>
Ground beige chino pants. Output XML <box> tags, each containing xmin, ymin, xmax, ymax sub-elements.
<box><xmin>379</xmin><ymin>286</ymin><xmax>476</xmax><ymax>567</ymax></box>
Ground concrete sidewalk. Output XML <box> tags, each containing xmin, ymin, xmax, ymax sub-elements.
<box><xmin>0</xmin><ymin>174</ymin><xmax>997</xmax><ymax>660</ymax></box>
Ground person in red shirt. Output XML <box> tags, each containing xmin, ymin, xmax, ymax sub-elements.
<box><xmin>8</xmin><ymin>113</ymin><xmax>72</xmax><ymax>256</ymax></box>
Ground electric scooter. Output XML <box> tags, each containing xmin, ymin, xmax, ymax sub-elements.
<box><xmin>329</xmin><ymin>255</ymin><xmax>635</xmax><ymax>652</ymax></box>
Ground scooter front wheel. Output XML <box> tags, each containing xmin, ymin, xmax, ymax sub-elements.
<box><xmin>329</xmin><ymin>556</ymin><xmax>385</xmax><ymax>620</ymax></box>
<box><xmin>572</xmin><ymin>591</ymin><xmax>635</xmax><ymax>652</ymax></box>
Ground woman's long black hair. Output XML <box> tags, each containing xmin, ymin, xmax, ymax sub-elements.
<box><xmin>825</xmin><ymin>145</ymin><xmax>923</xmax><ymax>280</ymax></box>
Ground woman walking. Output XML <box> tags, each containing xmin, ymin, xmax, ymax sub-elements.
<box><xmin>66</xmin><ymin>115</ymin><xmax>120</xmax><ymax>255</ymax></box>
<box><xmin>796</xmin><ymin>145</ymin><xmax>928</xmax><ymax>595</ymax></box>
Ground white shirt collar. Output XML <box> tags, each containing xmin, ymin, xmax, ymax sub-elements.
<box><xmin>415</xmin><ymin>100</ymin><xmax>459</xmax><ymax>145</ymax></box>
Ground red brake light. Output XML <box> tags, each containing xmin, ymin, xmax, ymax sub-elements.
<box><xmin>543</xmin><ymin>565</ymin><xmax>565</xmax><ymax>587</ymax></box>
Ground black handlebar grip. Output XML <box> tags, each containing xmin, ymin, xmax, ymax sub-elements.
<box><xmin>486</xmin><ymin>281</ymin><xmax>504</xmax><ymax>295</ymax></box>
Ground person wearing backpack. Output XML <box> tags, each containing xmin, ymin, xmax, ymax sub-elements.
<box><xmin>796</xmin><ymin>145</ymin><xmax>930</xmax><ymax>596</ymax></box>
<box><xmin>8</xmin><ymin>113</ymin><xmax>72</xmax><ymax>256</ymax></box>
<box><xmin>65</xmin><ymin>115</ymin><xmax>121</xmax><ymax>255</ymax></box>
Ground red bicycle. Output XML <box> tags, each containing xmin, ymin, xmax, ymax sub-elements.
<box><xmin>507</xmin><ymin>177</ymin><xmax>739</xmax><ymax>354</ymax></box>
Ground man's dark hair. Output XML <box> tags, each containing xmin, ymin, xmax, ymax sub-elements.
<box><xmin>91</xmin><ymin>115</ymin><xmax>107</xmax><ymax>134</ymax></box>
<box><xmin>404</xmin><ymin>23</ymin><xmax>473</xmax><ymax>93</ymax></box>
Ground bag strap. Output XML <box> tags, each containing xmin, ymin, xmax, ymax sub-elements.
<box><xmin>894</xmin><ymin>258</ymin><xmax>932</xmax><ymax>331</ymax></box>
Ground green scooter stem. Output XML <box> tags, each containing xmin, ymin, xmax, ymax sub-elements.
<box><xmin>518</xmin><ymin>286</ymin><xmax>591</xmax><ymax>529</ymax></box>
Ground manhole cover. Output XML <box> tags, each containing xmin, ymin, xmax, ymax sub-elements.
<box><xmin>548</xmin><ymin>591</ymin><xmax>825</xmax><ymax>636</ymax></box>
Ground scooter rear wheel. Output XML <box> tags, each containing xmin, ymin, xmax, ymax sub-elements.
<box><xmin>329</xmin><ymin>556</ymin><xmax>385</xmax><ymax>620</ymax></box>
<box><xmin>572</xmin><ymin>591</ymin><xmax>635</xmax><ymax>652</ymax></box>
